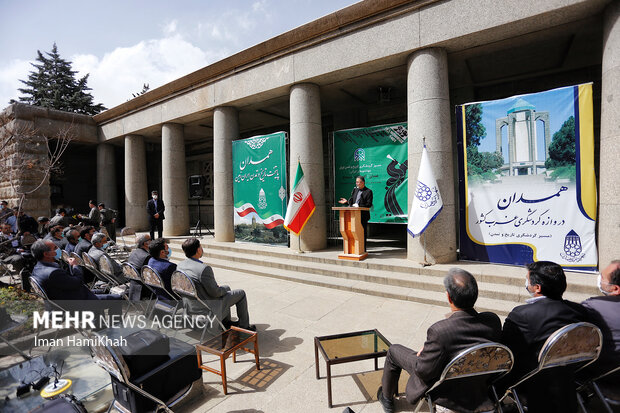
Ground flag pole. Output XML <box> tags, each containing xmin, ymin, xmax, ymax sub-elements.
<box><xmin>421</xmin><ymin>136</ymin><xmax>431</xmax><ymax>267</ymax></box>
<box><xmin>297</xmin><ymin>156</ymin><xmax>304</xmax><ymax>254</ymax></box>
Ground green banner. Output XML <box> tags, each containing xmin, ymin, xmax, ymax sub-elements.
<box><xmin>334</xmin><ymin>123</ymin><xmax>408</xmax><ymax>223</ymax></box>
<box><xmin>232</xmin><ymin>132</ymin><xmax>287</xmax><ymax>244</ymax></box>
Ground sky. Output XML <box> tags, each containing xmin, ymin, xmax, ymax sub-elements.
<box><xmin>0</xmin><ymin>0</ymin><xmax>357</xmax><ymax>110</ymax></box>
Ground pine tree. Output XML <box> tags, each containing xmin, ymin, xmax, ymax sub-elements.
<box><xmin>15</xmin><ymin>43</ymin><xmax>106</xmax><ymax>115</ymax></box>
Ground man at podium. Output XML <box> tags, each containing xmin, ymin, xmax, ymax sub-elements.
<box><xmin>339</xmin><ymin>176</ymin><xmax>373</xmax><ymax>244</ymax></box>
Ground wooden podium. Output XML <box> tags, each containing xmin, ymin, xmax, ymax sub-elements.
<box><xmin>333</xmin><ymin>207</ymin><xmax>370</xmax><ymax>261</ymax></box>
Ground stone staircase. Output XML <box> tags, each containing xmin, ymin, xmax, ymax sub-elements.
<box><xmin>167</xmin><ymin>237</ymin><xmax>599</xmax><ymax>317</ymax></box>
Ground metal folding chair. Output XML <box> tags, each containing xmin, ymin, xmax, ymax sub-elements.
<box><xmin>502</xmin><ymin>322</ymin><xmax>603</xmax><ymax>413</ymax></box>
<box><xmin>415</xmin><ymin>342</ymin><xmax>514</xmax><ymax>413</ymax></box>
<box><xmin>120</xmin><ymin>227</ymin><xmax>137</xmax><ymax>251</ymax></box>
<box><xmin>171</xmin><ymin>270</ymin><xmax>226</xmax><ymax>343</ymax></box>
<box><xmin>141</xmin><ymin>265</ymin><xmax>180</xmax><ymax>319</ymax></box>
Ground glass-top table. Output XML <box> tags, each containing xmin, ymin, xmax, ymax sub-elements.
<box><xmin>314</xmin><ymin>329</ymin><xmax>391</xmax><ymax>407</ymax></box>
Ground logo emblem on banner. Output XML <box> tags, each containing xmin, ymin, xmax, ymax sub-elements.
<box><xmin>258</xmin><ymin>188</ymin><xmax>267</xmax><ymax>209</ymax></box>
<box><xmin>415</xmin><ymin>181</ymin><xmax>439</xmax><ymax>209</ymax></box>
<box><xmin>354</xmin><ymin>148</ymin><xmax>365</xmax><ymax>161</ymax></box>
<box><xmin>561</xmin><ymin>230</ymin><xmax>584</xmax><ymax>262</ymax></box>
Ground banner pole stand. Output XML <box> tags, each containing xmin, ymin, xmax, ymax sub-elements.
<box><xmin>421</xmin><ymin>232</ymin><xmax>431</xmax><ymax>267</ymax></box>
<box><xmin>297</xmin><ymin>232</ymin><xmax>304</xmax><ymax>254</ymax></box>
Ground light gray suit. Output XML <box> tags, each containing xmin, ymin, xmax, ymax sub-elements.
<box><xmin>177</xmin><ymin>258</ymin><xmax>250</xmax><ymax>328</ymax></box>
<box><xmin>88</xmin><ymin>246</ymin><xmax>126</xmax><ymax>284</ymax></box>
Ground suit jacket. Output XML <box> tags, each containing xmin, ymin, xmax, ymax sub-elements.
<box><xmin>501</xmin><ymin>296</ymin><xmax>590</xmax><ymax>412</ymax></box>
<box><xmin>127</xmin><ymin>247</ymin><xmax>151</xmax><ymax>270</ymax></box>
<box><xmin>581</xmin><ymin>295</ymin><xmax>620</xmax><ymax>369</ymax></box>
<box><xmin>347</xmin><ymin>187</ymin><xmax>373</xmax><ymax>222</ymax></box>
<box><xmin>49</xmin><ymin>214</ymin><xmax>69</xmax><ymax>228</ymax></box>
<box><xmin>44</xmin><ymin>233</ymin><xmax>67</xmax><ymax>249</ymax></box>
<box><xmin>408</xmin><ymin>309</ymin><xmax>502</xmax><ymax>405</ymax></box>
<box><xmin>147</xmin><ymin>199</ymin><xmax>165</xmax><ymax>221</ymax></box>
<box><xmin>147</xmin><ymin>257</ymin><xmax>176</xmax><ymax>300</ymax></box>
<box><xmin>32</xmin><ymin>261</ymin><xmax>95</xmax><ymax>301</ymax></box>
<box><xmin>176</xmin><ymin>258</ymin><xmax>231</xmax><ymax>319</ymax></box>
<box><xmin>74</xmin><ymin>239</ymin><xmax>92</xmax><ymax>258</ymax></box>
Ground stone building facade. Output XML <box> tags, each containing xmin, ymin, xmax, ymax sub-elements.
<box><xmin>2</xmin><ymin>0</ymin><xmax>618</xmax><ymax>267</ymax></box>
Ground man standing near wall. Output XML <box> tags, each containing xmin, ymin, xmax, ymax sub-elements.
<box><xmin>146</xmin><ymin>190</ymin><xmax>165</xmax><ymax>239</ymax></box>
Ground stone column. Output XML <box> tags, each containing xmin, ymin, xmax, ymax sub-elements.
<box><xmin>213</xmin><ymin>107</ymin><xmax>238</xmax><ymax>242</ymax></box>
<box><xmin>599</xmin><ymin>2</ymin><xmax>620</xmax><ymax>267</ymax></box>
<box><xmin>407</xmin><ymin>48</ymin><xmax>456</xmax><ymax>263</ymax></box>
<box><xmin>97</xmin><ymin>143</ymin><xmax>117</xmax><ymax>209</ymax></box>
<box><xmin>162</xmin><ymin>123</ymin><xmax>190</xmax><ymax>236</ymax></box>
<box><xmin>289</xmin><ymin>83</ymin><xmax>326</xmax><ymax>251</ymax></box>
<box><xmin>124</xmin><ymin>135</ymin><xmax>149</xmax><ymax>230</ymax></box>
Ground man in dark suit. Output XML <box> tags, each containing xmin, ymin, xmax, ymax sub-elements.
<box><xmin>338</xmin><ymin>175</ymin><xmax>373</xmax><ymax>245</ymax></box>
<box><xmin>501</xmin><ymin>261</ymin><xmax>590</xmax><ymax>413</ymax></box>
<box><xmin>127</xmin><ymin>234</ymin><xmax>152</xmax><ymax>300</ymax></box>
<box><xmin>377</xmin><ymin>268</ymin><xmax>501</xmax><ymax>413</ymax></box>
<box><xmin>177</xmin><ymin>237</ymin><xmax>254</xmax><ymax>330</ymax></box>
<box><xmin>74</xmin><ymin>226</ymin><xmax>96</xmax><ymax>257</ymax></box>
<box><xmin>146</xmin><ymin>190</ymin><xmax>165</xmax><ymax>239</ymax></box>
<box><xmin>581</xmin><ymin>260</ymin><xmax>620</xmax><ymax>376</ymax></box>
<box><xmin>78</xmin><ymin>200</ymin><xmax>101</xmax><ymax>229</ymax></box>
<box><xmin>147</xmin><ymin>238</ymin><xmax>176</xmax><ymax>302</ymax></box>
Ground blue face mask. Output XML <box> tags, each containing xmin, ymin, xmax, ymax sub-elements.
<box><xmin>55</xmin><ymin>248</ymin><xmax>62</xmax><ymax>260</ymax></box>
<box><xmin>103</xmin><ymin>242</ymin><xmax>110</xmax><ymax>249</ymax></box>
<box><xmin>166</xmin><ymin>248</ymin><xmax>171</xmax><ymax>259</ymax></box>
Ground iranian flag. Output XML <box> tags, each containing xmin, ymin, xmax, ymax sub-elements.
<box><xmin>284</xmin><ymin>162</ymin><xmax>315</xmax><ymax>235</ymax></box>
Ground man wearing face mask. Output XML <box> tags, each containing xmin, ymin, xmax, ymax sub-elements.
<box><xmin>338</xmin><ymin>175</ymin><xmax>373</xmax><ymax>245</ymax></box>
<box><xmin>580</xmin><ymin>260</ymin><xmax>620</xmax><ymax>376</ymax></box>
<box><xmin>64</xmin><ymin>228</ymin><xmax>80</xmax><ymax>254</ymax></box>
<box><xmin>501</xmin><ymin>261</ymin><xmax>590</xmax><ymax>413</ymax></box>
<box><xmin>0</xmin><ymin>201</ymin><xmax>10</xmax><ymax>223</ymax></box>
<box><xmin>88</xmin><ymin>232</ymin><xmax>126</xmax><ymax>284</ymax></box>
<box><xmin>147</xmin><ymin>238</ymin><xmax>176</xmax><ymax>302</ymax></box>
<box><xmin>146</xmin><ymin>190</ymin><xmax>165</xmax><ymax>240</ymax></box>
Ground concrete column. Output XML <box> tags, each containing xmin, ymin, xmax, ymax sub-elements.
<box><xmin>599</xmin><ymin>2</ymin><xmax>620</xmax><ymax>268</ymax></box>
<box><xmin>213</xmin><ymin>107</ymin><xmax>238</xmax><ymax>242</ymax></box>
<box><xmin>124</xmin><ymin>135</ymin><xmax>149</xmax><ymax>230</ymax></box>
<box><xmin>162</xmin><ymin>123</ymin><xmax>190</xmax><ymax>236</ymax></box>
<box><xmin>407</xmin><ymin>48</ymin><xmax>456</xmax><ymax>263</ymax></box>
<box><xmin>289</xmin><ymin>83</ymin><xmax>326</xmax><ymax>251</ymax></box>
<box><xmin>97</xmin><ymin>143</ymin><xmax>117</xmax><ymax>209</ymax></box>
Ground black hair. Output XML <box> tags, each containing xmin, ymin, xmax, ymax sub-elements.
<box><xmin>89</xmin><ymin>200</ymin><xmax>96</xmax><ymax>205</ymax></box>
<box><xmin>182</xmin><ymin>238</ymin><xmax>201</xmax><ymax>258</ymax></box>
<box><xmin>98</xmin><ymin>203</ymin><xmax>105</xmax><ymax>208</ymax></box>
<box><xmin>57</xmin><ymin>208</ymin><xmax>66</xmax><ymax>214</ymax></box>
<box><xmin>356</xmin><ymin>176</ymin><xmax>365</xmax><ymax>183</ymax></box>
<box><xmin>610</xmin><ymin>260</ymin><xmax>620</xmax><ymax>287</ymax></box>
<box><xmin>443</xmin><ymin>268</ymin><xmax>478</xmax><ymax>309</ymax></box>
<box><xmin>149</xmin><ymin>238</ymin><xmax>167</xmax><ymax>259</ymax></box>
<box><xmin>80</xmin><ymin>226</ymin><xmax>95</xmax><ymax>239</ymax></box>
<box><xmin>526</xmin><ymin>261</ymin><xmax>566</xmax><ymax>300</ymax></box>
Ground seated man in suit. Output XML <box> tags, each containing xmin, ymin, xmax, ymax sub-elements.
<box><xmin>177</xmin><ymin>237</ymin><xmax>254</xmax><ymax>330</ymax></box>
<box><xmin>31</xmin><ymin>239</ymin><xmax>120</xmax><ymax>304</ymax></box>
<box><xmin>581</xmin><ymin>260</ymin><xmax>620</xmax><ymax>376</ymax></box>
<box><xmin>74</xmin><ymin>226</ymin><xmax>96</xmax><ymax>257</ymax></box>
<box><xmin>63</xmin><ymin>228</ymin><xmax>80</xmax><ymax>254</ymax></box>
<box><xmin>127</xmin><ymin>234</ymin><xmax>152</xmax><ymax>300</ymax></box>
<box><xmin>44</xmin><ymin>225</ymin><xmax>67</xmax><ymax>249</ymax></box>
<box><xmin>501</xmin><ymin>261</ymin><xmax>590</xmax><ymax>413</ymax></box>
<box><xmin>147</xmin><ymin>238</ymin><xmax>176</xmax><ymax>302</ymax></box>
<box><xmin>377</xmin><ymin>268</ymin><xmax>501</xmax><ymax>413</ymax></box>
<box><xmin>88</xmin><ymin>232</ymin><xmax>126</xmax><ymax>284</ymax></box>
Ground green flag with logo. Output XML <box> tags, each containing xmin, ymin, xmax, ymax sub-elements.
<box><xmin>232</xmin><ymin>132</ymin><xmax>287</xmax><ymax>244</ymax></box>
<box><xmin>334</xmin><ymin>123</ymin><xmax>408</xmax><ymax>223</ymax></box>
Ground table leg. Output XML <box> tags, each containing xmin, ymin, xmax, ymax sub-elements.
<box><xmin>314</xmin><ymin>338</ymin><xmax>320</xmax><ymax>379</ymax></box>
<box><xmin>233</xmin><ymin>350</ymin><xmax>236</xmax><ymax>363</ymax></box>
<box><xmin>374</xmin><ymin>356</ymin><xmax>378</xmax><ymax>371</ymax></box>
<box><xmin>220</xmin><ymin>356</ymin><xmax>228</xmax><ymax>395</ymax></box>
<box><xmin>326</xmin><ymin>362</ymin><xmax>333</xmax><ymax>408</ymax></box>
<box><xmin>253</xmin><ymin>337</ymin><xmax>260</xmax><ymax>370</ymax></box>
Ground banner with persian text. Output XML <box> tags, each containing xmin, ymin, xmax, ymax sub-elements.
<box><xmin>333</xmin><ymin>123</ymin><xmax>408</xmax><ymax>223</ymax></box>
<box><xmin>456</xmin><ymin>84</ymin><xmax>597</xmax><ymax>270</ymax></box>
<box><xmin>232</xmin><ymin>132</ymin><xmax>287</xmax><ymax>244</ymax></box>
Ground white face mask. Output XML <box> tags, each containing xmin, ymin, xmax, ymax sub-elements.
<box><xmin>597</xmin><ymin>273</ymin><xmax>611</xmax><ymax>296</ymax></box>
<box><xmin>525</xmin><ymin>278</ymin><xmax>536</xmax><ymax>297</ymax></box>
<box><xmin>153</xmin><ymin>195</ymin><xmax>158</xmax><ymax>200</ymax></box>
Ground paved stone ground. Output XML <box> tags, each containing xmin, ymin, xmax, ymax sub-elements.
<box><xmin>176</xmin><ymin>267</ymin><xmax>453</xmax><ymax>413</ymax></box>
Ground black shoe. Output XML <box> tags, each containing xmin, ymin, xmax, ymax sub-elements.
<box><xmin>377</xmin><ymin>386</ymin><xmax>394</xmax><ymax>413</ymax></box>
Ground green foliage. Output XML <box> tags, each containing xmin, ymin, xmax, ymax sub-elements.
<box><xmin>549</xmin><ymin>165</ymin><xmax>576</xmax><ymax>181</ymax></box>
<box><xmin>15</xmin><ymin>43</ymin><xmax>106</xmax><ymax>115</ymax></box>
<box><xmin>545</xmin><ymin>116</ymin><xmax>575</xmax><ymax>169</ymax></box>
<box><xmin>234</xmin><ymin>223</ymin><xmax>287</xmax><ymax>244</ymax></box>
<box><xmin>465</xmin><ymin>103</ymin><xmax>486</xmax><ymax>147</ymax></box>
<box><xmin>467</xmin><ymin>145</ymin><xmax>503</xmax><ymax>177</ymax></box>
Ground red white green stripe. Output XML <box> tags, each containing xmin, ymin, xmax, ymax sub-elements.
<box><xmin>284</xmin><ymin>162</ymin><xmax>315</xmax><ymax>235</ymax></box>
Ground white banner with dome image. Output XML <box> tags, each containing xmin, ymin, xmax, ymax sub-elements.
<box><xmin>456</xmin><ymin>84</ymin><xmax>597</xmax><ymax>270</ymax></box>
